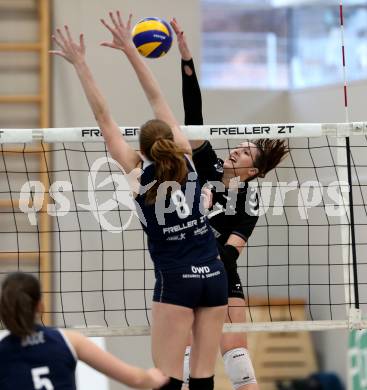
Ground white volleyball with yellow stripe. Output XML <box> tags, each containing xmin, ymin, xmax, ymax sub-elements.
<box><xmin>132</xmin><ymin>17</ymin><xmax>173</xmax><ymax>58</ymax></box>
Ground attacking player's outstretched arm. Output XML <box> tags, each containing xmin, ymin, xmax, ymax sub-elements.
<box><xmin>170</xmin><ymin>18</ymin><xmax>205</xmax><ymax>150</ymax></box>
<box><xmin>50</xmin><ymin>26</ymin><xmax>140</xmax><ymax>173</ymax></box>
<box><xmin>100</xmin><ymin>11</ymin><xmax>191</xmax><ymax>154</ymax></box>
<box><xmin>64</xmin><ymin>330</ymin><xmax>168</xmax><ymax>389</ymax></box>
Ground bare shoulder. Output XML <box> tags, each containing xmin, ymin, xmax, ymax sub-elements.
<box><xmin>62</xmin><ymin>329</ymin><xmax>84</xmax><ymax>347</ymax></box>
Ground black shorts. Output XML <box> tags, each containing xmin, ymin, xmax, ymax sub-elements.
<box><xmin>153</xmin><ymin>258</ymin><xmax>228</xmax><ymax>309</ymax></box>
<box><xmin>227</xmin><ymin>268</ymin><xmax>245</xmax><ymax>300</ymax></box>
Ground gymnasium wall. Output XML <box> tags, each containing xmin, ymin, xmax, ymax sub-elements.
<box><xmin>288</xmin><ymin>79</ymin><xmax>367</xmax><ymax>122</ymax></box>
<box><xmin>52</xmin><ymin>0</ymin><xmax>199</xmax><ymax>129</ymax></box>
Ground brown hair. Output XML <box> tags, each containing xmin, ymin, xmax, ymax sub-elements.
<box><xmin>251</xmin><ymin>139</ymin><xmax>289</xmax><ymax>179</ymax></box>
<box><xmin>0</xmin><ymin>272</ymin><xmax>41</xmax><ymax>338</ymax></box>
<box><xmin>139</xmin><ymin>119</ymin><xmax>188</xmax><ymax>204</ymax></box>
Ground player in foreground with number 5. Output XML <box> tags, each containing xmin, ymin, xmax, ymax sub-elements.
<box><xmin>0</xmin><ymin>272</ymin><xmax>168</xmax><ymax>389</ymax></box>
<box><xmin>49</xmin><ymin>11</ymin><xmax>228</xmax><ymax>390</ymax></box>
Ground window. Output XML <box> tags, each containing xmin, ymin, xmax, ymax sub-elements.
<box><xmin>290</xmin><ymin>5</ymin><xmax>367</xmax><ymax>88</ymax></box>
<box><xmin>201</xmin><ymin>0</ymin><xmax>367</xmax><ymax>89</ymax></box>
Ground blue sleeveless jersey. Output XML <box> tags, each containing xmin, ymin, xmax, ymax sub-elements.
<box><xmin>0</xmin><ymin>326</ymin><xmax>77</xmax><ymax>390</ymax></box>
<box><xmin>136</xmin><ymin>157</ymin><xmax>219</xmax><ymax>271</ymax></box>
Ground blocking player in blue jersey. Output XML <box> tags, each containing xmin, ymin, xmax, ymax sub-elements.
<box><xmin>170</xmin><ymin>18</ymin><xmax>289</xmax><ymax>390</ymax></box>
<box><xmin>0</xmin><ymin>272</ymin><xmax>167</xmax><ymax>390</ymax></box>
<box><xmin>50</xmin><ymin>11</ymin><xmax>228</xmax><ymax>390</ymax></box>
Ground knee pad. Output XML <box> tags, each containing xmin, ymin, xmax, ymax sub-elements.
<box><xmin>223</xmin><ymin>348</ymin><xmax>257</xmax><ymax>389</ymax></box>
<box><xmin>189</xmin><ymin>376</ymin><xmax>214</xmax><ymax>390</ymax></box>
<box><xmin>159</xmin><ymin>376</ymin><xmax>183</xmax><ymax>390</ymax></box>
<box><xmin>183</xmin><ymin>346</ymin><xmax>191</xmax><ymax>385</ymax></box>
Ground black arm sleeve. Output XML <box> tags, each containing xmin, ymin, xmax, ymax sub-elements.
<box><xmin>182</xmin><ymin>59</ymin><xmax>203</xmax><ymax>126</ymax></box>
<box><xmin>192</xmin><ymin>141</ymin><xmax>221</xmax><ymax>186</ymax></box>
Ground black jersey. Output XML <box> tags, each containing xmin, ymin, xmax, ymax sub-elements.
<box><xmin>181</xmin><ymin>59</ymin><xmax>258</xmax><ymax>245</ymax></box>
<box><xmin>192</xmin><ymin>141</ymin><xmax>259</xmax><ymax>246</ymax></box>
<box><xmin>135</xmin><ymin>157</ymin><xmax>219</xmax><ymax>271</ymax></box>
<box><xmin>0</xmin><ymin>326</ymin><xmax>77</xmax><ymax>390</ymax></box>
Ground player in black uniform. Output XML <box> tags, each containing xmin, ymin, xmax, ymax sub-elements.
<box><xmin>0</xmin><ymin>272</ymin><xmax>167</xmax><ymax>390</ymax></box>
<box><xmin>171</xmin><ymin>18</ymin><xmax>289</xmax><ymax>390</ymax></box>
<box><xmin>50</xmin><ymin>12</ymin><xmax>228</xmax><ymax>390</ymax></box>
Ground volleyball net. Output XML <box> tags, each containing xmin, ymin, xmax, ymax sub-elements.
<box><xmin>0</xmin><ymin>123</ymin><xmax>366</xmax><ymax>336</ymax></box>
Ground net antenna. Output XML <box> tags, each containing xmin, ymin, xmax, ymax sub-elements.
<box><xmin>339</xmin><ymin>0</ymin><xmax>361</xmax><ymax>327</ymax></box>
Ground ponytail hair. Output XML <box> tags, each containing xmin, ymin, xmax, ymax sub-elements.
<box><xmin>0</xmin><ymin>272</ymin><xmax>41</xmax><ymax>338</ymax></box>
<box><xmin>139</xmin><ymin>119</ymin><xmax>188</xmax><ymax>204</ymax></box>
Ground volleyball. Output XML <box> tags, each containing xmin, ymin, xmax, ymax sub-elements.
<box><xmin>131</xmin><ymin>17</ymin><xmax>173</xmax><ymax>58</ymax></box>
